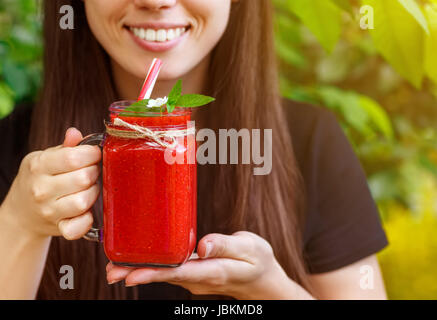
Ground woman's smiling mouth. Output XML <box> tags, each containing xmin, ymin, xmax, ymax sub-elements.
<box><xmin>129</xmin><ymin>26</ymin><xmax>188</xmax><ymax>42</ymax></box>
<box><xmin>125</xmin><ymin>23</ymin><xmax>191</xmax><ymax>52</ymax></box>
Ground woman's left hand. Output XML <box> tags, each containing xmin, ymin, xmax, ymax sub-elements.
<box><xmin>106</xmin><ymin>231</ymin><xmax>308</xmax><ymax>300</ymax></box>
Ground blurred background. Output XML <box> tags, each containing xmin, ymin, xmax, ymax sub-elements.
<box><xmin>0</xmin><ymin>0</ymin><xmax>436</xmax><ymax>299</ymax></box>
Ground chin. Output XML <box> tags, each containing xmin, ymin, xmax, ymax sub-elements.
<box><xmin>158</xmin><ymin>68</ymin><xmax>190</xmax><ymax>81</ymax></box>
<box><xmin>121</xmin><ymin>53</ymin><xmax>200</xmax><ymax>83</ymax></box>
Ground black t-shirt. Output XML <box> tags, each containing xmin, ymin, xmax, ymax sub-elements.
<box><xmin>0</xmin><ymin>100</ymin><xmax>388</xmax><ymax>299</ymax></box>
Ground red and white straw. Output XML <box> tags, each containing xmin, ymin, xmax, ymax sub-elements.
<box><xmin>137</xmin><ymin>58</ymin><xmax>163</xmax><ymax>101</ymax></box>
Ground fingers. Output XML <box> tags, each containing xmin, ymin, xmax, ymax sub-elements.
<box><xmin>104</xmin><ymin>232</ymin><xmax>274</xmax><ymax>295</ymax></box>
<box><xmin>58</xmin><ymin>211</ymin><xmax>94</xmax><ymax>240</ymax></box>
<box><xmin>52</xmin><ymin>184</ymin><xmax>100</xmax><ymax>221</ymax></box>
<box><xmin>106</xmin><ymin>263</ymin><xmax>135</xmax><ymax>284</ymax></box>
<box><xmin>33</xmin><ymin>128</ymin><xmax>99</xmax><ymax>175</ymax></box>
<box><xmin>108</xmin><ymin>232</ymin><xmax>262</xmax><ymax>287</ymax></box>
<box><xmin>51</xmin><ymin>165</ymin><xmax>100</xmax><ymax>199</ymax></box>
<box><xmin>108</xmin><ymin>259</ymin><xmax>230</xmax><ymax>287</ymax></box>
<box><xmin>63</xmin><ymin>127</ymin><xmax>84</xmax><ymax>147</ymax></box>
<box><xmin>11</xmin><ymin>128</ymin><xmax>101</xmax><ymax>240</ymax></box>
<box><xmin>197</xmin><ymin>232</ymin><xmax>259</xmax><ymax>262</ymax></box>
<box><xmin>38</xmin><ymin>145</ymin><xmax>101</xmax><ymax>175</ymax></box>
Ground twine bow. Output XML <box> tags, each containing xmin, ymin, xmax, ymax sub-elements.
<box><xmin>105</xmin><ymin>118</ymin><xmax>195</xmax><ymax>149</ymax></box>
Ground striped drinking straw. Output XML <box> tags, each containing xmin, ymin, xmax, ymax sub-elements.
<box><xmin>137</xmin><ymin>58</ymin><xmax>163</xmax><ymax>101</ymax></box>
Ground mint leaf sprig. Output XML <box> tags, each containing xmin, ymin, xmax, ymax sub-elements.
<box><xmin>166</xmin><ymin>80</ymin><xmax>216</xmax><ymax>112</ymax></box>
<box><xmin>120</xmin><ymin>80</ymin><xmax>215</xmax><ymax>117</ymax></box>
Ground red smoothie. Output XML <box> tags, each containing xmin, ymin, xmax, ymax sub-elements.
<box><xmin>103</xmin><ymin>108</ymin><xmax>196</xmax><ymax>267</ymax></box>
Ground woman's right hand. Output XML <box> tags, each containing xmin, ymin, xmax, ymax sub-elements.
<box><xmin>1</xmin><ymin>128</ymin><xmax>101</xmax><ymax>240</ymax></box>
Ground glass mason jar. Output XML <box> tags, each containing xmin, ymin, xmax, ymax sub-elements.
<box><xmin>81</xmin><ymin>101</ymin><xmax>197</xmax><ymax>268</ymax></box>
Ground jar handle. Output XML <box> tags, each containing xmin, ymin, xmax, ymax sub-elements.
<box><xmin>79</xmin><ymin>133</ymin><xmax>106</xmax><ymax>242</ymax></box>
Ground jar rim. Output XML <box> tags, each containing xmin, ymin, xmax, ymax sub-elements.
<box><xmin>109</xmin><ymin>100</ymin><xmax>192</xmax><ymax>117</ymax></box>
<box><xmin>105</xmin><ymin>120</ymin><xmax>192</xmax><ymax>132</ymax></box>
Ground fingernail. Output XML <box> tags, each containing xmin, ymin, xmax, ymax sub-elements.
<box><xmin>65</xmin><ymin>127</ymin><xmax>74</xmax><ymax>135</ymax></box>
<box><xmin>125</xmin><ymin>282</ymin><xmax>135</xmax><ymax>287</ymax></box>
<box><xmin>204</xmin><ymin>241</ymin><xmax>213</xmax><ymax>258</ymax></box>
<box><xmin>108</xmin><ymin>279</ymin><xmax>120</xmax><ymax>285</ymax></box>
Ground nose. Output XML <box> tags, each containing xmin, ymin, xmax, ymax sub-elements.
<box><xmin>133</xmin><ymin>0</ymin><xmax>177</xmax><ymax>10</ymax></box>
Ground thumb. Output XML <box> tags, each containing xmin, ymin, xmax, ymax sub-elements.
<box><xmin>63</xmin><ymin>127</ymin><xmax>84</xmax><ymax>147</ymax></box>
<box><xmin>198</xmin><ymin>233</ymin><xmax>245</xmax><ymax>260</ymax></box>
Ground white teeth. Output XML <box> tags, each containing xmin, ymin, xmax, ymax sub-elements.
<box><xmin>146</xmin><ymin>29</ymin><xmax>156</xmax><ymax>41</ymax></box>
<box><xmin>130</xmin><ymin>27</ymin><xmax>187</xmax><ymax>42</ymax></box>
<box><xmin>139</xmin><ymin>28</ymin><xmax>146</xmax><ymax>40</ymax></box>
<box><xmin>156</xmin><ymin>29</ymin><xmax>166</xmax><ymax>42</ymax></box>
<box><xmin>167</xmin><ymin>29</ymin><xmax>175</xmax><ymax>41</ymax></box>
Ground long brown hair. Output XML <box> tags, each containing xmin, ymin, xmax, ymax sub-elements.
<box><xmin>31</xmin><ymin>0</ymin><xmax>310</xmax><ymax>299</ymax></box>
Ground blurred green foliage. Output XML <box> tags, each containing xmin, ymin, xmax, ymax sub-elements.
<box><xmin>0</xmin><ymin>0</ymin><xmax>436</xmax><ymax>299</ymax></box>
<box><xmin>274</xmin><ymin>0</ymin><xmax>437</xmax><ymax>299</ymax></box>
<box><xmin>274</xmin><ymin>0</ymin><xmax>437</xmax><ymax>209</ymax></box>
<box><xmin>0</xmin><ymin>0</ymin><xmax>42</xmax><ymax>118</ymax></box>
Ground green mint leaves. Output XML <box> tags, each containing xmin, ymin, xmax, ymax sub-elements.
<box><xmin>121</xmin><ymin>80</ymin><xmax>215</xmax><ymax>117</ymax></box>
<box><xmin>176</xmin><ymin>94</ymin><xmax>216</xmax><ymax>108</ymax></box>
<box><xmin>167</xmin><ymin>79</ymin><xmax>182</xmax><ymax>113</ymax></box>
<box><xmin>129</xmin><ymin>99</ymin><xmax>151</xmax><ymax>108</ymax></box>
<box><xmin>166</xmin><ymin>80</ymin><xmax>215</xmax><ymax>113</ymax></box>
<box><xmin>119</xmin><ymin>99</ymin><xmax>163</xmax><ymax>116</ymax></box>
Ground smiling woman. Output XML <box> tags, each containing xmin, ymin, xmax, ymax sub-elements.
<box><xmin>0</xmin><ymin>0</ymin><xmax>388</xmax><ymax>300</ymax></box>
<box><xmin>83</xmin><ymin>0</ymin><xmax>230</xmax><ymax>91</ymax></box>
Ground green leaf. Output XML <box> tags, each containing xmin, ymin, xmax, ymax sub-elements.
<box><xmin>275</xmin><ymin>37</ymin><xmax>308</xmax><ymax>68</ymax></box>
<box><xmin>2</xmin><ymin>59</ymin><xmax>30</xmax><ymax>99</ymax></box>
<box><xmin>176</xmin><ymin>94</ymin><xmax>215</xmax><ymax>108</ymax></box>
<box><xmin>287</xmin><ymin>0</ymin><xmax>342</xmax><ymax>53</ymax></box>
<box><xmin>358</xmin><ymin>95</ymin><xmax>394</xmax><ymax>140</ymax></box>
<box><xmin>119</xmin><ymin>80</ymin><xmax>214</xmax><ymax>116</ymax></box>
<box><xmin>128</xmin><ymin>99</ymin><xmax>150</xmax><ymax>108</ymax></box>
<box><xmin>418</xmin><ymin>154</ymin><xmax>437</xmax><ymax>177</ymax></box>
<box><xmin>317</xmin><ymin>86</ymin><xmax>372</xmax><ymax>136</ymax></box>
<box><xmin>274</xmin><ymin>12</ymin><xmax>308</xmax><ymax>68</ymax></box>
<box><xmin>118</xmin><ymin>109</ymin><xmax>162</xmax><ymax>118</ymax></box>
<box><xmin>122</xmin><ymin>105</ymin><xmax>149</xmax><ymax>113</ymax></box>
<box><xmin>330</xmin><ymin>0</ymin><xmax>353</xmax><ymax>15</ymax></box>
<box><xmin>397</xmin><ymin>0</ymin><xmax>429</xmax><ymax>34</ymax></box>
<box><xmin>424</xmin><ymin>4</ymin><xmax>437</xmax><ymax>85</ymax></box>
<box><xmin>119</xmin><ymin>100</ymin><xmax>162</xmax><ymax>117</ymax></box>
<box><xmin>316</xmin><ymin>86</ymin><xmax>396</xmax><ymax>142</ymax></box>
<box><xmin>167</xmin><ymin>103</ymin><xmax>176</xmax><ymax>113</ymax></box>
<box><xmin>168</xmin><ymin>79</ymin><xmax>182</xmax><ymax>105</ymax></box>
<box><xmin>362</xmin><ymin>0</ymin><xmax>426</xmax><ymax>88</ymax></box>
<box><xmin>0</xmin><ymin>82</ymin><xmax>14</xmax><ymax>119</ymax></box>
